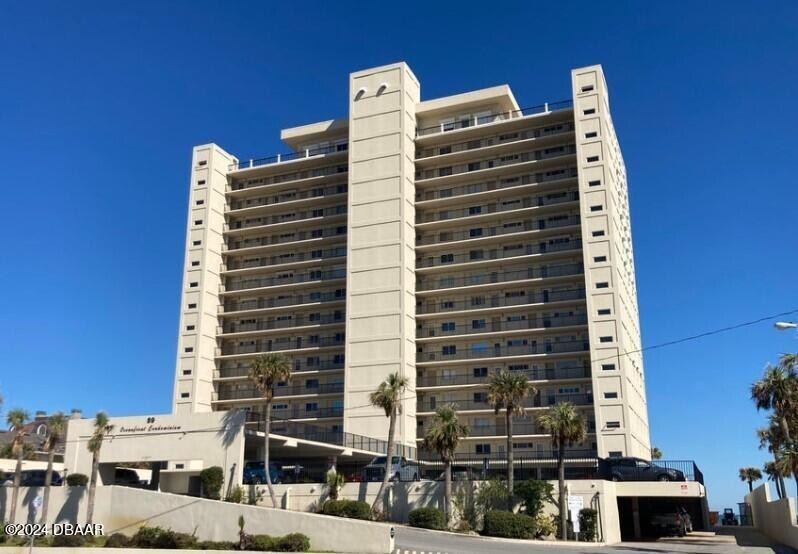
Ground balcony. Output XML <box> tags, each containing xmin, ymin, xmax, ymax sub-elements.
<box><xmin>223</xmin><ymin>246</ymin><xmax>346</xmax><ymax>272</ymax></box>
<box><xmin>417</xmin><ymin>314</ymin><xmax>587</xmax><ymax>339</ymax></box>
<box><xmin>416</xmin><ymin>168</ymin><xmax>578</xmax><ymax>203</ymax></box>
<box><xmin>217</xmin><ymin>358</ymin><xmax>344</xmax><ymax>379</ymax></box>
<box><xmin>416</xmin><ymin>192</ymin><xmax>579</xmax><ymax>225</ymax></box>
<box><xmin>229</xmin><ymin>143</ymin><xmax>348</xmax><ymax>172</ymax></box>
<box><xmin>417</xmin><ymin>338</ymin><xmax>590</xmax><ymax>363</ymax></box>
<box><xmin>415</xmin><ymin>100</ymin><xmax>573</xmax><ymax>138</ymax></box>
<box><xmin>415</xmin><ymin>146</ymin><xmax>577</xmax><ymax>182</ymax></box>
<box><xmin>229</xmin><ymin>163</ymin><xmax>348</xmax><ymax>195</ymax></box>
<box><xmin>216</xmin><ymin>382</ymin><xmax>344</xmax><ymax>401</ymax></box>
<box><xmin>416</xmin><ymin>262</ymin><xmax>584</xmax><ymax>292</ymax></box>
<box><xmin>417</xmin><ymin>287</ymin><xmax>585</xmax><ymax>316</ymax></box>
<box><xmin>220</xmin><ymin>312</ymin><xmax>344</xmax><ymax>335</ymax></box>
<box><xmin>228</xmin><ymin>184</ymin><xmax>347</xmax><ymax>212</ymax></box>
<box><xmin>416</xmin><ymin>121</ymin><xmax>574</xmax><ymax>160</ymax></box>
<box><xmin>221</xmin><ymin>290</ymin><xmax>346</xmax><ymax>315</ymax></box>
<box><xmin>416</xmin><ymin>392</ymin><xmax>593</xmax><ymax>413</ymax></box>
<box><xmin>416</xmin><ymin>364</ymin><xmax>590</xmax><ymax>388</ymax></box>
<box><xmin>225</xmin><ymin>267</ymin><xmax>346</xmax><ymax>293</ymax></box>
<box><xmin>225</xmin><ymin>204</ymin><xmax>347</xmax><ymax>234</ymax></box>
<box><xmin>218</xmin><ymin>335</ymin><xmax>345</xmax><ymax>356</ymax></box>
<box><xmin>416</xmin><ymin>238</ymin><xmax>581</xmax><ymax>270</ymax></box>
<box><xmin>225</xmin><ymin>225</ymin><xmax>347</xmax><ymax>253</ymax></box>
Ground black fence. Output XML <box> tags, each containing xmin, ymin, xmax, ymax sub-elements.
<box><xmin>597</xmin><ymin>458</ymin><xmax>704</xmax><ymax>484</ymax></box>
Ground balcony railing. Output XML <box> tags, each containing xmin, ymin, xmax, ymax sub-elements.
<box><xmin>417</xmin><ymin>364</ymin><xmax>590</xmax><ymax>388</ymax></box>
<box><xmin>219</xmin><ymin>335</ymin><xmax>345</xmax><ymax>356</ymax></box>
<box><xmin>221</xmin><ymin>313</ymin><xmax>344</xmax><ymax>334</ymax></box>
<box><xmin>228</xmin><ymin>184</ymin><xmax>347</xmax><ymax>211</ymax></box>
<box><xmin>217</xmin><ymin>382</ymin><xmax>344</xmax><ymax>401</ymax></box>
<box><xmin>225</xmin><ymin>267</ymin><xmax>346</xmax><ymax>292</ymax></box>
<box><xmin>417</xmin><ymin>338</ymin><xmax>590</xmax><ymax>363</ymax></box>
<box><xmin>416</xmin><ymin>192</ymin><xmax>579</xmax><ymax>225</ymax></box>
<box><xmin>225</xmin><ymin>247</ymin><xmax>346</xmax><ymax>271</ymax></box>
<box><xmin>416</xmin><ymin>122</ymin><xmax>575</xmax><ymax>159</ymax></box>
<box><xmin>415</xmin><ymin>100</ymin><xmax>573</xmax><ymax>137</ymax></box>
<box><xmin>226</xmin><ymin>225</ymin><xmax>347</xmax><ymax>252</ymax></box>
<box><xmin>217</xmin><ymin>358</ymin><xmax>344</xmax><ymax>378</ymax></box>
<box><xmin>417</xmin><ymin>287</ymin><xmax>586</xmax><ymax>315</ymax></box>
<box><xmin>416</xmin><ymin>146</ymin><xmax>577</xmax><ymax>181</ymax></box>
<box><xmin>226</xmin><ymin>204</ymin><xmax>347</xmax><ymax>231</ymax></box>
<box><xmin>417</xmin><ymin>392</ymin><xmax>593</xmax><ymax>412</ymax></box>
<box><xmin>222</xmin><ymin>290</ymin><xmax>346</xmax><ymax>314</ymax></box>
<box><xmin>416</xmin><ymin>168</ymin><xmax>578</xmax><ymax>202</ymax></box>
<box><xmin>230</xmin><ymin>163</ymin><xmax>348</xmax><ymax>193</ymax></box>
<box><xmin>230</xmin><ymin>144</ymin><xmax>348</xmax><ymax>171</ymax></box>
<box><xmin>416</xmin><ymin>262</ymin><xmax>584</xmax><ymax>292</ymax></box>
<box><xmin>417</xmin><ymin>238</ymin><xmax>581</xmax><ymax>269</ymax></box>
<box><xmin>417</xmin><ymin>314</ymin><xmax>587</xmax><ymax>339</ymax></box>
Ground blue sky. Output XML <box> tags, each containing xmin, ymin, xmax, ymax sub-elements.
<box><xmin>0</xmin><ymin>1</ymin><xmax>796</xmax><ymax>512</ymax></box>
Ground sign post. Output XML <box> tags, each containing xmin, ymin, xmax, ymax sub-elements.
<box><xmin>567</xmin><ymin>495</ymin><xmax>584</xmax><ymax>541</ymax></box>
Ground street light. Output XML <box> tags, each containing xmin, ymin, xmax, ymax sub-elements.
<box><xmin>774</xmin><ymin>322</ymin><xmax>798</xmax><ymax>331</ymax></box>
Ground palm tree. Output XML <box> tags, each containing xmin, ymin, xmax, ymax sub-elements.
<box><xmin>369</xmin><ymin>372</ymin><xmax>409</xmax><ymax>515</ymax></box>
<box><xmin>487</xmin><ymin>369</ymin><xmax>535</xmax><ymax>505</ymax></box>
<box><xmin>86</xmin><ymin>412</ymin><xmax>112</xmax><ymax>525</ymax></box>
<box><xmin>537</xmin><ymin>402</ymin><xmax>586</xmax><ymax>541</ymax></box>
<box><xmin>776</xmin><ymin>444</ymin><xmax>798</xmax><ymax>497</ymax></box>
<box><xmin>763</xmin><ymin>461</ymin><xmax>785</xmax><ymax>499</ymax></box>
<box><xmin>738</xmin><ymin>467</ymin><xmax>762</xmax><ymax>492</ymax></box>
<box><xmin>249</xmin><ymin>353</ymin><xmax>292</xmax><ymax>509</ymax></box>
<box><xmin>650</xmin><ymin>446</ymin><xmax>663</xmax><ymax>460</ymax></box>
<box><xmin>40</xmin><ymin>412</ymin><xmax>66</xmax><ymax>524</ymax></box>
<box><xmin>751</xmin><ymin>363</ymin><xmax>797</xmax><ymax>444</ymax></box>
<box><xmin>6</xmin><ymin>409</ymin><xmax>29</xmax><ymax>524</ymax></box>
<box><xmin>422</xmin><ymin>404</ymin><xmax>469</xmax><ymax>527</ymax></box>
<box><xmin>757</xmin><ymin>421</ymin><xmax>789</xmax><ymax>499</ymax></box>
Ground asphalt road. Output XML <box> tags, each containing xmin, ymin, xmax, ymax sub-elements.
<box><xmin>394</xmin><ymin>526</ymin><xmax>796</xmax><ymax>554</ymax></box>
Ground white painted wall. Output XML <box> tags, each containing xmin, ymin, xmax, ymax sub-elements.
<box><xmin>745</xmin><ymin>483</ymin><xmax>798</xmax><ymax>550</ymax></box>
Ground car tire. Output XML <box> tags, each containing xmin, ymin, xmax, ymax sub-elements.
<box><xmin>657</xmin><ymin>474</ymin><xmax>671</xmax><ymax>482</ymax></box>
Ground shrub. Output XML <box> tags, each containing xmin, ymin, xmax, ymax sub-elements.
<box><xmin>482</xmin><ymin>510</ymin><xmax>536</xmax><ymax>539</ymax></box>
<box><xmin>104</xmin><ymin>533</ymin><xmax>131</xmax><ymax>548</ymax></box>
<box><xmin>131</xmin><ymin>526</ymin><xmax>182</xmax><ymax>549</ymax></box>
<box><xmin>274</xmin><ymin>533</ymin><xmax>310</xmax><ymax>552</ymax></box>
<box><xmin>66</xmin><ymin>473</ymin><xmax>89</xmax><ymax>486</ymax></box>
<box><xmin>514</xmin><ymin>480</ymin><xmax>555</xmax><ymax>517</ymax></box>
<box><xmin>475</xmin><ymin>479</ymin><xmax>509</xmax><ymax>514</ymax></box>
<box><xmin>225</xmin><ymin>485</ymin><xmax>244</xmax><ymax>504</ymax></box>
<box><xmin>196</xmin><ymin>540</ymin><xmax>236</xmax><ymax>550</ymax></box>
<box><xmin>579</xmin><ymin>508</ymin><xmax>598</xmax><ymax>541</ymax></box>
<box><xmin>200</xmin><ymin>466</ymin><xmax>224</xmax><ymax>500</ymax></box>
<box><xmin>322</xmin><ymin>499</ymin><xmax>371</xmax><ymax>520</ymax></box>
<box><xmin>408</xmin><ymin>507</ymin><xmax>445</xmax><ymax>530</ymax></box>
<box><xmin>52</xmin><ymin>534</ymin><xmax>88</xmax><ymax>547</ymax></box>
<box><xmin>250</xmin><ymin>534</ymin><xmax>275</xmax><ymax>551</ymax></box>
<box><xmin>534</xmin><ymin>513</ymin><xmax>556</xmax><ymax>538</ymax></box>
<box><xmin>173</xmin><ymin>531</ymin><xmax>198</xmax><ymax>549</ymax></box>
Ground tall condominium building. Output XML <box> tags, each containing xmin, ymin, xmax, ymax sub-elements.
<box><xmin>172</xmin><ymin>62</ymin><xmax>651</xmax><ymax>460</ymax></box>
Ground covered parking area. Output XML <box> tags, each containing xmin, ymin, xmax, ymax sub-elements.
<box><xmin>615</xmin><ymin>481</ymin><xmax>710</xmax><ymax>540</ymax></box>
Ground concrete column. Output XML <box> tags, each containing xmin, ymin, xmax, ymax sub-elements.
<box><xmin>631</xmin><ymin>496</ymin><xmax>641</xmax><ymax>539</ymax></box>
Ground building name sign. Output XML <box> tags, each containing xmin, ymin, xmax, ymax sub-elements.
<box><xmin>118</xmin><ymin>424</ymin><xmax>183</xmax><ymax>434</ymax></box>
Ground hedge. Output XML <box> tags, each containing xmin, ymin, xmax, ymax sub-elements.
<box><xmin>104</xmin><ymin>533</ymin><xmax>131</xmax><ymax>548</ymax></box>
<box><xmin>408</xmin><ymin>507</ymin><xmax>445</xmax><ymax>530</ymax></box>
<box><xmin>120</xmin><ymin>528</ymin><xmax>308</xmax><ymax>551</ymax></box>
<box><xmin>66</xmin><ymin>473</ymin><xmax>89</xmax><ymax>486</ymax></box>
<box><xmin>579</xmin><ymin>508</ymin><xmax>598</xmax><ymax>541</ymax></box>
<box><xmin>482</xmin><ymin>510</ymin><xmax>537</xmax><ymax>539</ymax></box>
<box><xmin>199</xmin><ymin>466</ymin><xmax>224</xmax><ymax>500</ymax></box>
<box><xmin>322</xmin><ymin>499</ymin><xmax>371</xmax><ymax>520</ymax></box>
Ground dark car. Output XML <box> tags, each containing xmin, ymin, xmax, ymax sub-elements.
<box><xmin>604</xmin><ymin>457</ymin><xmax>686</xmax><ymax>482</ymax></box>
<box><xmin>243</xmin><ymin>461</ymin><xmax>283</xmax><ymax>485</ymax></box>
<box><xmin>722</xmin><ymin>508</ymin><xmax>738</xmax><ymax>525</ymax></box>
<box><xmin>115</xmin><ymin>468</ymin><xmax>143</xmax><ymax>487</ymax></box>
<box><xmin>650</xmin><ymin>510</ymin><xmax>689</xmax><ymax>537</ymax></box>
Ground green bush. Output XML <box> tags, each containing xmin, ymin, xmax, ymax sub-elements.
<box><xmin>200</xmin><ymin>466</ymin><xmax>224</xmax><ymax>500</ymax></box>
<box><xmin>66</xmin><ymin>473</ymin><xmax>89</xmax><ymax>486</ymax></box>
<box><xmin>408</xmin><ymin>507</ymin><xmax>445</xmax><ymax>530</ymax></box>
<box><xmin>250</xmin><ymin>534</ymin><xmax>275</xmax><ymax>551</ymax></box>
<box><xmin>131</xmin><ymin>526</ymin><xmax>183</xmax><ymax>549</ymax></box>
<box><xmin>322</xmin><ymin>499</ymin><xmax>371</xmax><ymax>520</ymax></box>
<box><xmin>225</xmin><ymin>485</ymin><xmax>244</xmax><ymax>504</ymax></box>
<box><xmin>274</xmin><ymin>533</ymin><xmax>310</xmax><ymax>552</ymax></box>
<box><xmin>196</xmin><ymin>540</ymin><xmax>236</xmax><ymax>550</ymax></box>
<box><xmin>579</xmin><ymin>508</ymin><xmax>598</xmax><ymax>541</ymax></box>
<box><xmin>475</xmin><ymin>479</ymin><xmax>509</xmax><ymax>514</ymax></box>
<box><xmin>52</xmin><ymin>534</ymin><xmax>88</xmax><ymax>547</ymax></box>
<box><xmin>514</xmin><ymin>480</ymin><xmax>554</xmax><ymax>517</ymax></box>
<box><xmin>534</xmin><ymin>513</ymin><xmax>556</xmax><ymax>538</ymax></box>
<box><xmin>482</xmin><ymin>510</ymin><xmax>536</xmax><ymax>539</ymax></box>
<box><xmin>104</xmin><ymin>533</ymin><xmax>131</xmax><ymax>548</ymax></box>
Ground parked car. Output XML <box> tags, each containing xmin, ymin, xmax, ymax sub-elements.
<box><xmin>242</xmin><ymin>461</ymin><xmax>283</xmax><ymax>485</ymax></box>
<box><xmin>435</xmin><ymin>465</ymin><xmax>473</xmax><ymax>481</ymax></box>
<box><xmin>650</xmin><ymin>510</ymin><xmax>689</xmax><ymax>537</ymax></box>
<box><xmin>114</xmin><ymin>468</ymin><xmax>143</xmax><ymax>487</ymax></box>
<box><xmin>722</xmin><ymin>508</ymin><xmax>738</xmax><ymax>526</ymax></box>
<box><xmin>362</xmin><ymin>456</ymin><xmax>419</xmax><ymax>482</ymax></box>
<box><xmin>2</xmin><ymin>470</ymin><xmax>63</xmax><ymax>487</ymax></box>
<box><xmin>603</xmin><ymin>457</ymin><xmax>686</xmax><ymax>482</ymax></box>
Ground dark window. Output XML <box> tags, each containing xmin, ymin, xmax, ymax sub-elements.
<box><xmin>192</xmin><ymin>240</ymin><xmax>201</xmax><ymax>246</ymax></box>
<box><xmin>187</xmin><ymin>303</ymin><xmax>197</xmax><ymax>309</ymax></box>
<box><xmin>587</xmin><ymin>156</ymin><xmax>599</xmax><ymax>163</ymax></box>
<box><xmin>191</xmin><ymin>261</ymin><xmax>200</xmax><ymax>266</ymax></box>
<box><xmin>588</xmin><ymin>180</ymin><xmax>601</xmax><ymax>187</ymax></box>
<box><xmin>441</xmin><ymin>322</ymin><xmax>455</xmax><ymax>332</ymax></box>
<box><xmin>476</xmin><ymin>444</ymin><xmax>491</xmax><ymax>455</ymax></box>
<box><xmin>182</xmin><ymin>370</ymin><xmax>191</xmax><ymax>376</ymax></box>
<box><xmin>194</xmin><ymin>220</ymin><xmax>203</xmax><ymax>225</ymax></box>
<box><xmin>590</xmin><ymin>205</ymin><xmax>603</xmax><ymax>212</ymax></box>
<box><xmin>196</xmin><ymin>200</ymin><xmax>205</xmax><ymax>205</ymax></box>
<box><xmin>184</xmin><ymin>347</ymin><xmax>193</xmax><ymax>353</ymax></box>
<box><xmin>186</xmin><ymin>325</ymin><xmax>195</xmax><ymax>331</ymax></box>
<box><xmin>583</xmin><ymin>108</ymin><xmax>596</xmax><ymax>115</ymax></box>
<box><xmin>593</xmin><ymin>256</ymin><xmax>607</xmax><ymax>262</ymax></box>
<box><xmin>198</xmin><ymin>161</ymin><xmax>207</xmax><ymax>166</ymax></box>
<box><xmin>189</xmin><ymin>282</ymin><xmax>198</xmax><ymax>287</ymax></box>
<box><xmin>597</xmin><ymin>309</ymin><xmax>611</xmax><ymax>316</ymax></box>
<box><xmin>581</xmin><ymin>85</ymin><xmax>594</xmax><ymax>92</ymax></box>
<box><xmin>180</xmin><ymin>393</ymin><xmax>190</xmax><ymax>398</ymax></box>
<box><xmin>606</xmin><ymin>421</ymin><xmax>621</xmax><ymax>429</ymax></box>
<box><xmin>596</xmin><ymin>282</ymin><xmax>609</xmax><ymax>289</ymax></box>
<box><xmin>197</xmin><ymin>179</ymin><xmax>206</xmax><ymax>185</ymax></box>
<box><xmin>599</xmin><ymin>336</ymin><xmax>613</xmax><ymax>343</ymax></box>
<box><xmin>608</xmin><ymin>450</ymin><xmax>622</xmax><ymax>457</ymax></box>
<box><xmin>473</xmin><ymin>367</ymin><xmax>488</xmax><ymax>377</ymax></box>
<box><xmin>601</xmin><ymin>363</ymin><xmax>616</xmax><ymax>371</ymax></box>
<box><xmin>592</xmin><ymin>230</ymin><xmax>605</xmax><ymax>237</ymax></box>
<box><xmin>473</xmin><ymin>392</ymin><xmax>487</xmax><ymax>403</ymax></box>
<box><xmin>585</xmin><ymin>132</ymin><xmax>598</xmax><ymax>139</ymax></box>
<box><xmin>604</xmin><ymin>392</ymin><xmax>618</xmax><ymax>399</ymax></box>
<box><xmin>468</xmin><ymin>206</ymin><xmax>482</xmax><ymax>215</ymax></box>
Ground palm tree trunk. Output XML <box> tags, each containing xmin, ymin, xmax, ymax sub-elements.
<box><xmin>372</xmin><ymin>410</ymin><xmax>397</xmax><ymax>514</ymax></box>
<box><xmin>86</xmin><ymin>451</ymin><xmax>99</xmax><ymax>524</ymax></box>
<box><xmin>506</xmin><ymin>410</ymin><xmax>514</xmax><ymax>510</ymax></box>
<box><xmin>780</xmin><ymin>415</ymin><xmax>792</xmax><ymax>443</ymax></box>
<box><xmin>748</xmin><ymin>480</ymin><xmax>753</xmax><ymax>492</ymax></box>
<box><xmin>9</xmin><ymin>445</ymin><xmax>22</xmax><ymax>523</ymax></box>
<box><xmin>778</xmin><ymin>474</ymin><xmax>786</xmax><ymax>499</ymax></box>
<box><xmin>444</xmin><ymin>458</ymin><xmax>452</xmax><ymax>528</ymax></box>
<box><xmin>41</xmin><ymin>445</ymin><xmax>56</xmax><ymax>524</ymax></box>
<box><xmin>264</xmin><ymin>402</ymin><xmax>278</xmax><ymax>508</ymax></box>
<box><xmin>558</xmin><ymin>435</ymin><xmax>567</xmax><ymax>540</ymax></box>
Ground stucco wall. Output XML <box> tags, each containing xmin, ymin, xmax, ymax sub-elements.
<box><xmin>745</xmin><ymin>483</ymin><xmax>798</xmax><ymax>549</ymax></box>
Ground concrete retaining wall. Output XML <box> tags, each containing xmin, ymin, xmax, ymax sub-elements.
<box><xmin>745</xmin><ymin>483</ymin><xmax>798</xmax><ymax>549</ymax></box>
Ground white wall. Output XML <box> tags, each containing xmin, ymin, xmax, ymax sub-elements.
<box><xmin>745</xmin><ymin>483</ymin><xmax>798</xmax><ymax>549</ymax></box>
<box><xmin>0</xmin><ymin>459</ymin><xmax>64</xmax><ymax>474</ymax></box>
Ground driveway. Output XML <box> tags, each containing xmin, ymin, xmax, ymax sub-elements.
<box><xmin>394</xmin><ymin>526</ymin><xmax>796</xmax><ymax>554</ymax></box>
